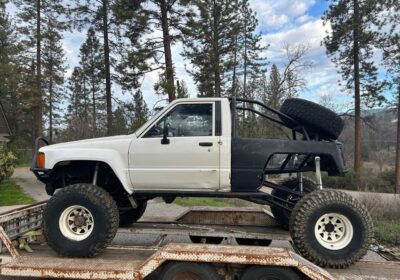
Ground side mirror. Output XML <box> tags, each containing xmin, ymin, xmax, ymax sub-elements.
<box><xmin>161</xmin><ymin>123</ymin><xmax>170</xmax><ymax>145</ymax></box>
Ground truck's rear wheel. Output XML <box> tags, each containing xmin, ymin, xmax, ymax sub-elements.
<box><xmin>271</xmin><ymin>177</ymin><xmax>318</xmax><ymax>229</ymax></box>
<box><xmin>43</xmin><ymin>184</ymin><xmax>119</xmax><ymax>257</ymax></box>
<box><xmin>289</xmin><ymin>190</ymin><xmax>373</xmax><ymax>268</ymax></box>
<box><xmin>159</xmin><ymin>262</ymin><xmax>220</xmax><ymax>280</ymax></box>
<box><xmin>118</xmin><ymin>200</ymin><xmax>147</xmax><ymax>227</ymax></box>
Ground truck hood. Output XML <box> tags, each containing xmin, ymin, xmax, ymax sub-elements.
<box><xmin>40</xmin><ymin>134</ymin><xmax>135</xmax><ymax>151</ymax></box>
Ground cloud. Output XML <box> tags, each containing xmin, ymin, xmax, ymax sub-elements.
<box><xmin>250</xmin><ymin>0</ymin><xmax>317</xmax><ymax>30</ymax></box>
<box><xmin>261</xmin><ymin>19</ymin><xmax>346</xmax><ymax>103</ymax></box>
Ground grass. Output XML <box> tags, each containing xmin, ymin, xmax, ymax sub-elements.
<box><xmin>373</xmin><ymin>220</ymin><xmax>400</xmax><ymax>246</ymax></box>
<box><xmin>174</xmin><ymin>197</ymin><xmax>235</xmax><ymax>207</ymax></box>
<box><xmin>0</xmin><ymin>179</ymin><xmax>36</xmax><ymax>206</ymax></box>
<box><xmin>358</xmin><ymin>194</ymin><xmax>400</xmax><ymax>247</ymax></box>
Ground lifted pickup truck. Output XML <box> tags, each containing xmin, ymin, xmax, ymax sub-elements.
<box><xmin>31</xmin><ymin>97</ymin><xmax>372</xmax><ymax>268</ymax></box>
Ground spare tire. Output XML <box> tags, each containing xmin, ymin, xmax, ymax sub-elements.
<box><xmin>280</xmin><ymin>98</ymin><xmax>344</xmax><ymax>140</ymax></box>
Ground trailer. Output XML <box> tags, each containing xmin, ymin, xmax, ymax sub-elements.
<box><xmin>0</xmin><ymin>203</ymin><xmax>399</xmax><ymax>280</ymax></box>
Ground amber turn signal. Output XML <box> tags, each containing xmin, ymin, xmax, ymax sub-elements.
<box><xmin>37</xmin><ymin>152</ymin><xmax>45</xmax><ymax>169</ymax></box>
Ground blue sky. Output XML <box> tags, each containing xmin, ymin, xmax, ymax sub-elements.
<box><xmin>9</xmin><ymin>0</ymin><xmax>354</xmax><ymax>110</ymax></box>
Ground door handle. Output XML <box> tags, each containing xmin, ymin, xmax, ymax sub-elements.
<box><xmin>199</xmin><ymin>142</ymin><xmax>213</xmax><ymax>147</ymax></box>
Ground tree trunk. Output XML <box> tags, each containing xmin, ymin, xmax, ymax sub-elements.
<box><xmin>102</xmin><ymin>0</ymin><xmax>113</xmax><ymax>136</ymax></box>
<box><xmin>49</xmin><ymin>68</ymin><xmax>53</xmax><ymax>144</ymax></box>
<box><xmin>243</xmin><ymin>19</ymin><xmax>248</xmax><ymax>99</ymax></box>
<box><xmin>232</xmin><ymin>34</ymin><xmax>238</xmax><ymax>97</ymax></box>
<box><xmin>36</xmin><ymin>0</ymin><xmax>43</xmax><ymax>138</ymax></box>
<box><xmin>395</xmin><ymin>82</ymin><xmax>400</xmax><ymax>193</ymax></box>
<box><xmin>213</xmin><ymin>0</ymin><xmax>221</xmax><ymax>97</ymax></box>
<box><xmin>353</xmin><ymin>0</ymin><xmax>362</xmax><ymax>189</ymax></box>
<box><xmin>160</xmin><ymin>0</ymin><xmax>175</xmax><ymax>102</ymax></box>
<box><xmin>92</xmin><ymin>78</ymin><xmax>96</xmax><ymax>137</ymax></box>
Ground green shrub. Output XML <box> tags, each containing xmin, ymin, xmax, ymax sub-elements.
<box><xmin>322</xmin><ymin>168</ymin><xmax>395</xmax><ymax>193</ymax></box>
<box><xmin>0</xmin><ymin>146</ymin><xmax>16</xmax><ymax>183</ymax></box>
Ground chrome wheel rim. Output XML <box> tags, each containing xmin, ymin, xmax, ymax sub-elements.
<box><xmin>314</xmin><ymin>213</ymin><xmax>353</xmax><ymax>250</ymax></box>
<box><xmin>59</xmin><ymin>205</ymin><xmax>94</xmax><ymax>241</ymax></box>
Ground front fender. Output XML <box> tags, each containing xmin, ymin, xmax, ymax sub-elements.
<box><xmin>42</xmin><ymin>148</ymin><xmax>133</xmax><ymax>194</ymax></box>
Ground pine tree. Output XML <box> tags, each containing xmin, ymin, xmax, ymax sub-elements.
<box><xmin>267</xmin><ymin>64</ymin><xmax>282</xmax><ymax>109</ymax></box>
<box><xmin>64</xmin><ymin>67</ymin><xmax>92</xmax><ymax>141</ymax></box>
<box><xmin>42</xmin><ymin>18</ymin><xmax>66</xmax><ymax>143</ymax></box>
<box><xmin>376</xmin><ymin>0</ymin><xmax>400</xmax><ymax>192</ymax></box>
<box><xmin>0</xmin><ymin>2</ymin><xmax>20</xmax><ymax>137</ymax></box>
<box><xmin>15</xmin><ymin>0</ymin><xmax>68</xmax><ymax>139</ymax></box>
<box><xmin>176</xmin><ymin>80</ymin><xmax>189</xmax><ymax>98</ymax></box>
<box><xmin>79</xmin><ymin>27</ymin><xmax>105</xmax><ymax>137</ymax></box>
<box><xmin>182</xmin><ymin>0</ymin><xmax>239</xmax><ymax>97</ymax></box>
<box><xmin>237</xmin><ymin>0</ymin><xmax>267</xmax><ymax>98</ymax></box>
<box><xmin>127</xmin><ymin>90</ymin><xmax>149</xmax><ymax>131</ymax></box>
<box><xmin>72</xmin><ymin>0</ymin><xmax>120</xmax><ymax>135</ymax></box>
<box><xmin>323</xmin><ymin>0</ymin><xmax>385</xmax><ymax>185</ymax></box>
<box><xmin>114</xmin><ymin>0</ymin><xmax>192</xmax><ymax>102</ymax></box>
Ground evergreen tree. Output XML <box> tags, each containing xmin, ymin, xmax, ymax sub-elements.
<box><xmin>236</xmin><ymin>0</ymin><xmax>267</xmax><ymax>98</ymax></box>
<box><xmin>0</xmin><ymin>2</ymin><xmax>20</xmax><ymax>137</ymax></box>
<box><xmin>15</xmin><ymin>0</ymin><xmax>68</xmax><ymax>139</ymax></box>
<box><xmin>182</xmin><ymin>0</ymin><xmax>239</xmax><ymax>97</ymax></box>
<box><xmin>127</xmin><ymin>90</ymin><xmax>149</xmax><ymax>131</ymax></box>
<box><xmin>79</xmin><ymin>27</ymin><xmax>105</xmax><ymax>137</ymax></box>
<box><xmin>114</xmin><ymin>0</ymin><xmax>192</xmax><ymax>102</ymax></box>
<box><xmin>72</xmin><ymin>0</ymin><xmax>121</xmax><ymax>136</ymax></box>
<box><xmin>42</xmin><ymin>18</ymin><xmax>66</xmax><ymax>143</ymax></box>
<box><xmin>112</xmin><ymin>104</ymin><xmax>129</xmax><ymax>135</ymax></box>
<box><xmin>64</xmin><ymin>67</ymin><xmax>92</xmax><ymax>141</ymax></box>
<box><xmin>376</xmin><ymin>0</ymin><xmax>400</xmax><ymax>192</ymax></box>
<box><xmin>176</xmin><ymin>80</ymin><xmax>189</xmax><ymax>98</ymax></box>
<box><xmin>323</xmin><ymin>0</ymin><xmax>385</xmax><ymax>184</ymax></box>
<box><xmin>267</xmin><ymin>64</ymin><xmax>282</xmax><ymax>109</ymax></box>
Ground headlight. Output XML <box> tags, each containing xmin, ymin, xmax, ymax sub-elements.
<box><xmin>37</xmin><ymin>152</ymin><xmax>45</xmax><ymax>169</ymax></box>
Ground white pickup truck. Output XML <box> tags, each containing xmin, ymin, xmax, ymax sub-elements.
<box><xmin>31</xmin><ymin>97</ymin><xmax>372</xmax><ymax>269</ymax></box>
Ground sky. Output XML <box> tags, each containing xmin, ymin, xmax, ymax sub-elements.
<box><xmin>11</xmin><ymin>0</ymin><xmax>354</xmax><ymax>111</ymax></box>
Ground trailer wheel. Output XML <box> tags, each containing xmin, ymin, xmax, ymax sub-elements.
<box><xmin>289</xmin><ymin>190</ymin><xmax>373</xmax><ymax>268</ymax></box>
<box><xmin>241</xmin><ymin>266</ymin><xmax>301</xmax><ymax>280</ymax></box>
<box><xmin>159</xmin><ymin>262</ymin><xmax>220</xmax><ymax>280</ymax></box>
<box><xmin>189</xmin><ymin>236</ymin><xmax>224</xmax><ymax>244</ymax></box>
<box><xmin>118</xmin><ymin>200</ymin><xmax>147</xmax><ymax>227</ymax></box>
<box><xmin>271</xmin><ymin>177</ymin><xmax>318</xmax><ymax>229</ymax></box>
<box><xmin>235</xmin><ymin>238</ymin><xmax>272</xmax><ymax>246</ymax></box>
<box><xmin>43</xmin><ymin>184</ymin><xmax>119</xmax><ymax>257</ymax></box>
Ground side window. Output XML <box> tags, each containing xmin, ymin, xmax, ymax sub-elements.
<box><xmin>143</xmin><ymin>103</ymin><xmax>213</xmax><ymax>138</ymax></box>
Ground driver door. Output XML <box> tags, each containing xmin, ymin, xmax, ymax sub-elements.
<box><xmin>129</xmin><ymin>102</ymin><xmax>221</xmax><ymax>191</ymax></box>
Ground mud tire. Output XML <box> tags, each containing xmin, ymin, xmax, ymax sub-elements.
<box><xmin>289</xmin><ymin>189</ymin><xmax>373</xmax><ymax>268</ymax></box>
<box><xmin>43</xmin><ymin>184</ymin><xmax>119</xmax><ymax>257</ymax></box>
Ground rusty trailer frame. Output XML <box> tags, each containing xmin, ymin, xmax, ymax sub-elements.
<box><xmin>1</xmin><ymin>204</ymin><xmax>400</xmax><ymax>280</ymax></box>
<box><xmin>0</xmin><ymin>203</ymin><xmax>336</xmax><ymax>280</ymax></box>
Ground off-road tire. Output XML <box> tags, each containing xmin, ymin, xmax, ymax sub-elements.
<box><xmin>271</xmin><ymin>177</ymin><xmax>318</xmax><ymax>229</ymax></box>
<box><xmin>159</xmin><ymin>262</ymin><xmax>220</xmax><ymax>280</ymax></box>
<box><xmin>119</xmin><ymin>200</ymin><xmax>147</xmax><ymax>227</ymax></box>
<box><xmin>289</xmin><ymin>189</ymin><xmax>373</xmax><ymax>268</ymax></box>
<box><xmin>280</xmin><ymin>98</ymin><xmax>344</xmax><ymax>140</ymax></box>
<box><xmin>241</xmin><ymin>265</ymin><xmax>301</xmax><ymax>280</ymax></box>
<box><xmin>43</xmin><ymin>184</ymin><xmax>119</xmax><ymax>257</ymax></box>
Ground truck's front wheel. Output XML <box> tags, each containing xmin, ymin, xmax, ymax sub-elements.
<box><xmin>43</xmin><ymin>184</ymin><xmax>119</xmax><ymax>257</ymax></box>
